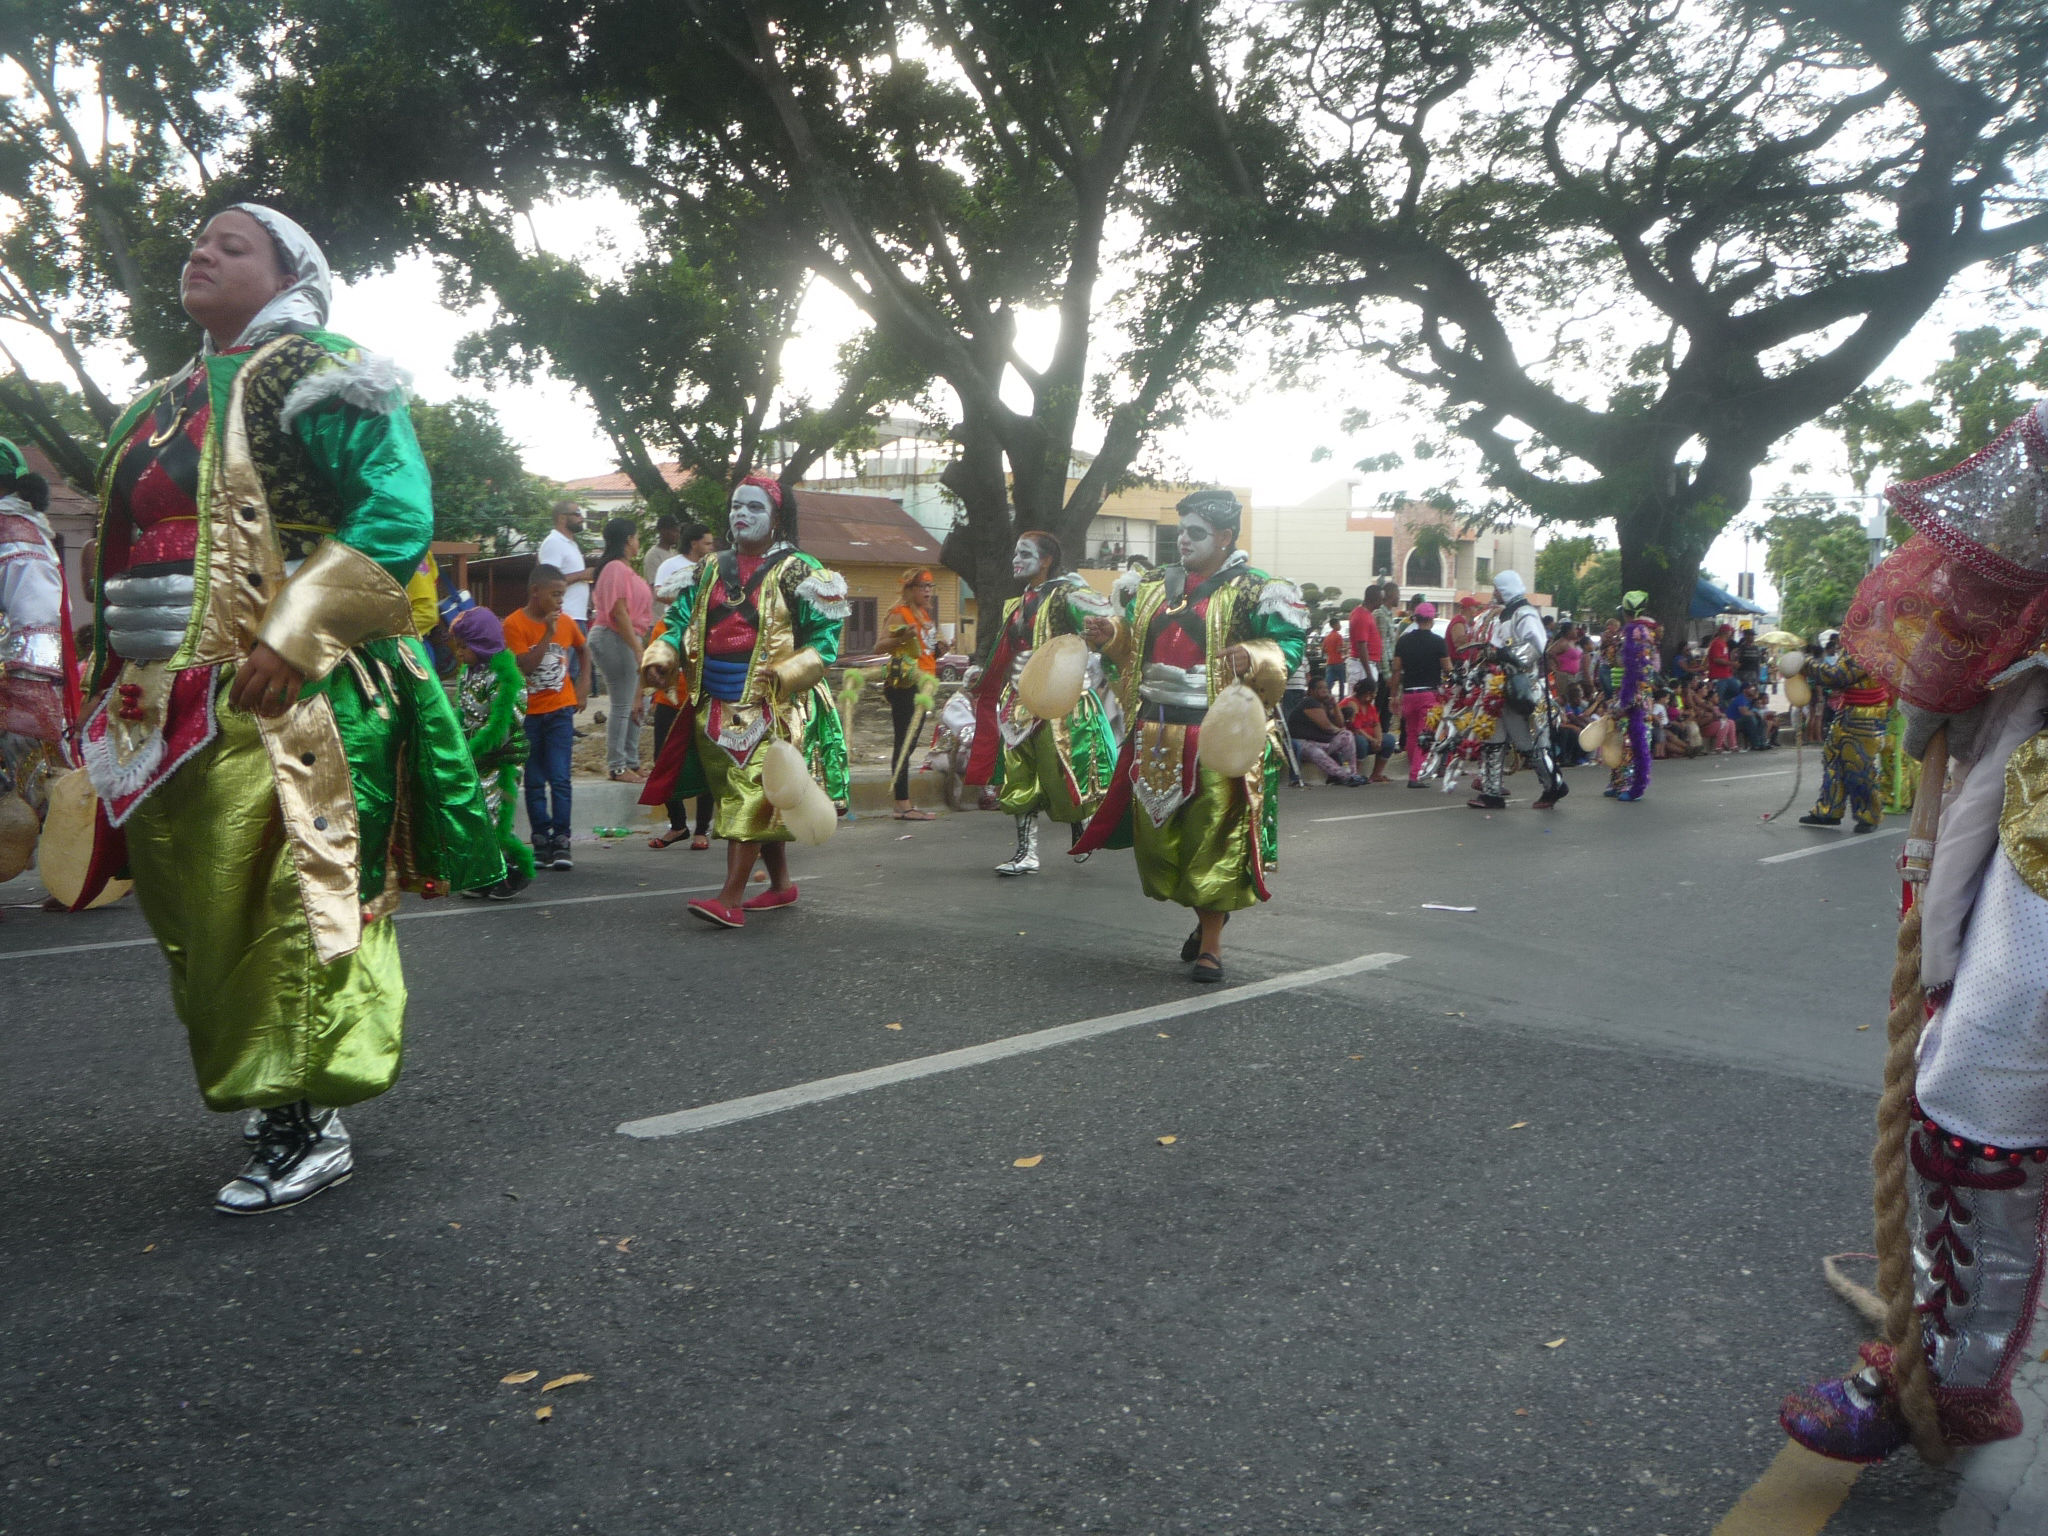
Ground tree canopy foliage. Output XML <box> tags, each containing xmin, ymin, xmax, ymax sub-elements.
<box><xmin>1828</xmin><ymin>325</ymin><xmax>2048</xmax><ymax>493</ymax></box>
<box><xmin>1534</xmin><ymin>534</ymin><xmax>1603</xmax><ymax>616</ymax></box>
<box><xmin>1759</xmin><ymin>506</ymin><xmax>1870</xmax><ymax>639</ymax></box>
<box><xmin>409</xmin><ymin>395</ymin><xmax>558</xmax><ymax>551</ymax></box>
<box><xmin>1246</xmin><ymin>0</ymin><xmax>2048</xmax><ymax>651</ymax></box>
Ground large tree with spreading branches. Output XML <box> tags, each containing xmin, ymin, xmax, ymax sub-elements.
<box><xmin>1241</xmin><ymin>0</ymin><xmax>2048</xmax><ymax>649</ymax></box>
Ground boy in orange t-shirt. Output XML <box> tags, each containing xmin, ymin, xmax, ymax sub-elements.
<box><xmin>502</xmin><ymin>564</ymin><xmax>587</xmax><ymax>871</ymax></box>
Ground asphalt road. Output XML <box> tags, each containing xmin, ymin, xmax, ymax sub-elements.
<box><xmin>0</xmin><ymin>750</ymin><xmax>2032</xmax><ymax>1534</ymax></box>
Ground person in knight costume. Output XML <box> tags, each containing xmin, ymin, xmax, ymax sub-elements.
<box><xmin>1468</xmin><ymin>569</ymin><xmax>1568</xmax><ymax>811</ymax></box>
<box><xmin>1780</xmin><ymin>404</ymin><xmax>2048</xmax><ymax>1463</ymax></box>
<box><xmin>1603</xmin><ymin>590</ymin><xmax>1657</xmax><ymax>801</ymax></box>
<box><xmin>1798</xmin><ymin>629</ymin><xmax>1891</xmax><ymax>834</ymax></box>
<box><xmin>81</xmin><ymin>204</ymin><xmax>501</xmax><ymax>1214</ymax></box>
<box><xmin>965</xmin><ymin>530</ymin><xmax>1123</xmax><ymax>875</ymax></box>
<box><xmin>0</xmin><ymin>441</ymin><xmax>77</xmax><ymax>833</ymax></box>
<box><xmin>638</xmin><ymin>475</ymin><xmax>850</xmax><ymax>928</ymax></box>
<box><xmin>1070</xmin><ymin>490</ymin><xmax>1308</xmax><ymax>983</ymax></box>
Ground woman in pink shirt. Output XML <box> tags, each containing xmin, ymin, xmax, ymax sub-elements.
<box><xmin>588</xmin><ymin>516</ymin><xmax>656</xmax><ymax>780</ymax></box>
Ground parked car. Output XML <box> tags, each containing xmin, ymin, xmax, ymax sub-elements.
<box><xmin>838</xmin><ymin>651</ymin><xmax>973</xmax><ymax>682</ymax></box>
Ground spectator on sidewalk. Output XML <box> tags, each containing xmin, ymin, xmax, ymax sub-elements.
<box><xmin>503</xmin><ymin>564</ymin><xmax>586</xmax><ymax>872</ymax></box>
<box><xmin>538</xmin><ymin>500</ymin><xmax>594</xmax><ymax>706</ymax></box>
<box><xmin>1340</xmin><ymin>681</ymin><xmax>1393</xmax><ymax>768</ymax></box>
<box><xmin>643</xmin><ymin>513</ymin><xmax>680</xmax><ymax>585</ymax></box>
<box><xmin>1320</xmin><ymin>619</ymin><xmax>1348</xmax><ymax>692</ymax></box>
<box><xmin>1348</xmin><ymin>587</ymin><xmax>1383</xmax><ymax>693</ymax></box>
<box><xmin>588</xmin><ymin>516</ymin><xmax>655</xmax><ymax>782</ymax></box>
<box><xmin>1287</xmin><ymin>676</ymin><xmax>1365</xmax><ymax>784</ymax></box>
<box><xmin>1391</xmin><ymin>600</ymin><xmax>1451</xmax><ymax>786</ymax></box>
<box><xmin>648</xmin><ymin>525</ymin><xmax>716</xmax><ymax>850</ymax></box>
<box><xmin>1706</xmin><ymin>622</ymin><xmax>1737</xmax><ymax>701</ymax></box>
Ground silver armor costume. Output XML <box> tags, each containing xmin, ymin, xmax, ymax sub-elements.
<box><xmin>1477</xmin><ymin>574</ymin><xmax>1564</xmax><ymax>804</ymax></box>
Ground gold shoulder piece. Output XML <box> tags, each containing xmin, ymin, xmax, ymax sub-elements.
<box><xmin>257</xmin><ymin>539</ymin><xmax>414</xmax><ymax>682</ymax></box>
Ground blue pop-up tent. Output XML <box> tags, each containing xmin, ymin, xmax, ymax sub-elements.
<box><xmin>1690</xmin><ymin>576</ymin><xmax>1766</xmax><ymax>619</ymax></box>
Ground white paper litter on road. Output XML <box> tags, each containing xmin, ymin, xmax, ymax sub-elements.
<box><xmin>1419</xmin><ymin>903</ymin><xmax>1477</xmax><ymax>912</ymax></box>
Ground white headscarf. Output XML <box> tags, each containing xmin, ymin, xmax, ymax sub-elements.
<box><xmin>1493</xmin><ymin>569</ymin><xmax>1527</xmax><ymax>603</ymax></box>
<box><xmin>206</xmin><ymin>203</ymin><xmax>333</xmax><ymax>352</ymax></box>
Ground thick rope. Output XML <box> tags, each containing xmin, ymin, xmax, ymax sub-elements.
<box><xmin>1870</xmin><ymin>727</ymin><xmax>1953</xmax><ymax>1464</ymax></box>
<box><xmin>1760</xmin><ymin>706</ymin><xmax>1807</xmax><ymax>821</ymax></box>
<box><xmin>1821</xmin><ymin>1252</ymin><xmax>1885</xmax><ymax>1328</ymax></box>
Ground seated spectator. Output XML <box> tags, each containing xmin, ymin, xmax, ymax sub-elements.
<box><xmin>1687</xmin><ymin>679</ymin><xmax>1736</xmax><ymax>753</ymax></box>
<box><xmin>1749</xmin><ymin>684</ymin><xmax>1780</xmax><ymax>748</ymax></box>
<box><xmin>1288</xmin><ymin>676</ymin><xmax>1366</xmax><ymax>785</ymax></box>
<box><xmin>1340</xmin><ymin>682</ymin><xmax>1393</xmax><ymax>764</ymax></box>
<box><xmin>1554</xmin><ymin>694</ymin><xmax>1591</xmax><ymax>765</ymax></box>
<box><xmin>1726</xmin><ymin>683</ymin><xmax>1771</xmax><ymax>751</ymax></box>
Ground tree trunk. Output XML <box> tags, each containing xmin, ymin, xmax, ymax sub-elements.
<box><xmin>1615</xmin><ymin>500</ymin><xmax>1720</xmax><ymax>662</ymax></box>
<box><xmin>940</xmin><ymin>431</ymin><xmax>1018</xmax><ymax>662</ymax></box>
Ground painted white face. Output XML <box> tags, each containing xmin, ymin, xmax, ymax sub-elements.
<box><xmin>1012</xmin><ymin>538</ymin><xmax>1047</xmax><ymax>580</ymax></box>
<box><xmin>728</xmin><ymin>485</ymin><xmax>776</xmax><ymax>544</ymax></box>
<box><xmin>1177</xmin><ymin>516</ymin><xmax>1221</xmax><ymax>568</ymax></box>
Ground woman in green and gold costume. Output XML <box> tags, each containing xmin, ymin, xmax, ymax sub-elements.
<box><xmin>1070</xmin><ymin>490</ymin><xmax>1309</xmax><ymax>982</ymax></box>
<box><xmin>79</xmin><ymin>205</ymin><xmax>499</xmax><ymax>1215</ymax></box>
<box><xmin>638</xmin><ymin>475</ymin><xmax>849</xmax><ymax>928</ymax></box>
<box><xmin>965</xmin><ymin>530</ymin><xmax>1123</xmax><ymax>876</ymax></box>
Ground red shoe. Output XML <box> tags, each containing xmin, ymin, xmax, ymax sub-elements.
<box><xmin>686</xmin><ymin>898</ymin><xmax>746</xmax><ymax>928</ymax></box>
<box><xmin>742</xmin><ymin>883</ymin><xmax>799</xmax><ymax>912</ymax></box>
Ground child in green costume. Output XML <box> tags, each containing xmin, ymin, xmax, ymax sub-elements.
<box><xmin>450</xmin><ymin>607</ymin><xmax>534</xmax><ymax>898</ymax></box>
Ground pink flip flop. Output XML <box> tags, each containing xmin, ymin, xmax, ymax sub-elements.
<box><xmin>686</xmin><ymin>897</ymin><xmax>746</xmax><ymax>928</ymax></box>
<box><xmin>742</xmin><ymin>884</ymin><xmax>799</xmax><ymax>912</ymax></box>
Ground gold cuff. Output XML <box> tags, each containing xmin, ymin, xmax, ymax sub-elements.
<box><xmin>1238</xmin><ymin>638</ymin><xmax>1289</xmax><ymax>707</ymax></box>
<box><xmin>641</xmin><ymin>637</ymin><xmax>680</xmax><ymax>686</ymax></box>
<box><xmin>770</xmin><ymin>646</ymin><xmax>826</xmax><ymax>700</ymax></box>
<box><xmin>1097</xmin><ymin>615</ymin><xmax>1136</xmax><ymax>674</ymax></box>
<box><xmin>257</xmin><ymin>540</ymin><xmax>414</xmax><ymax>682</ymax></box>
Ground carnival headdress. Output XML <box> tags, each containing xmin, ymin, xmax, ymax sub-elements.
<box><xmin>1175</xmin><ymin>488</ymin><xmax>1241</xmax><ymax>532</ymax></box>
<box><xmin>1842</xmin><ymin>405</ymin><xmax>2048</xmax><ymax>712</ymax></box>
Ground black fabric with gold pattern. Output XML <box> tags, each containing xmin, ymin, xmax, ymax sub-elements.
<box><xmin>237</xmin><ymin>334</ymin><xmax>347</xmax><ymax>562</ymax></box>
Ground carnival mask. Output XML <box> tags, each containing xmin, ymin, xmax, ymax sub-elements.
<box><xmin>1177</xmin><ymin>516</ymin><xmax>1221</xmax><ymax>569</ymax></box>
<box><xmin>729</xmin><ymin>485</ymin><xmax>776</xmax><ymax>545</ymax></box>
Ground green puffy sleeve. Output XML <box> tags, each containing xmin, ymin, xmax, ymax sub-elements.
<box><xmin>1249</xmin><ymin>574</ymin><xmax>1310</xmax><ymax>674</ymax></box>
<box><xmin>293</xmin><ymin>402</ymin><xmax>435</xmax><ymax>586</ymax></box>
<box><xmin>467</xmin><ymin>649</ymin><xmax>526</xmax><ymax>760</ymax></box>
<box><xmin>788</xmin><ymin>555</ymin><xmax>849</xmax><ymax>666</ymax></box>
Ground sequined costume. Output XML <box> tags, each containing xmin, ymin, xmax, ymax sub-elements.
<box><xmin>966</xmin><ymin>574</ymin><xmax>1121</xmax><ymax>863</ymax></box>
<box><xmin>1472</xmin><ymin>572</ymin><xmax>1566</xmax><ymax>808</ymax></box>
<box><xmin>1803</xmin><ymin>651</ymin><xmax>1890</xmax><ymax>831</ymax></box>
<box><xmin>638</xmin><ymin>544</ymin><xmax>850</xmax><ymax>838</ymax></box>
<box><xmin>1070</xmin><ymin>553</ymin><xmax>1307</xmax><ymax>911</ymax></box>
<box><xmin>1607</xmin><ymin>613</ymin><xmax>1657</xmax><ymax>800</ymax></box>
<box><xmin>0</xmin><ymin>481</ymin><xmax>77</xmax><ymax>821</ymax></box>
<box><xmin>82</xmin><ymin>285</ymin><xmax>501</xmax><ymax>1119</ymax></box>
<box><xmin>455</xmin><ymin>645</ymin><xmax>534</xmax><ymax>885</ymax></box>
<box><xmin>1782</xmin><ymin>404</ymin><xmax>2048</xmax><ymax>1462</ymax></box>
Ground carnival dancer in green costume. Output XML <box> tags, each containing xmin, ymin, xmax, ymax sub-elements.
<box><xmin>1070</xmin><ymin>490</ymin><xmax>1308</xmax><ymax>982</ymax></box>
<box><xmin>965</xmin><ymin>530</ymin><xmax>1124</xmax><ymax>875</ymax></box>
<box><xmin>77</xmin><ymin>205</ymin><xmax>501</xmax><ymax>1213</ymax></box>
<box><xmin>448</xmin><ymin>606</ymin><xmax>534</xmax><ymax>899</ymax></box>
<box><xmin>639</xmin><ymin>475</ymin><xmax>850</xmax><ymax>929</ymax></box>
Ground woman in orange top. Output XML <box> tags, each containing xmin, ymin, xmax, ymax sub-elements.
<box><xmin>883</xmin><ymin>568</ymin><xmax>940</xmax><ymax>820</ymax></box>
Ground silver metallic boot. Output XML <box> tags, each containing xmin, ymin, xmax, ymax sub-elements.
<box><xmin>995</xmin><ymin>814</ymin><xmax>1040</xmax><ymax>875</ymax></box>
<box><xmin>215</xmin><ymin>1101</ymin><xmax>354</xmax><ymax>1215</ymax></box>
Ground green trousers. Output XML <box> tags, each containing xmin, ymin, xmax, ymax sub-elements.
<box><xmin>126</xmin><ymin>703</ymin><xmax>406</xmax><ymax>1112</ymax></box>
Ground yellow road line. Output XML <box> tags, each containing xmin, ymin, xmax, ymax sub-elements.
<box><xmin>1710</xmin><ymin>1443</ymin><xmax>1864</xmax><ymax>1536</ymax></box>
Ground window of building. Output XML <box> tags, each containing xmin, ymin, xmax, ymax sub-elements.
<box><xmin>1404</xmin><ymin>546</ymin><xmax>1443</xmax><ymax>587</ymax></box>
<box><xmin>1155</xmin><ymin>523</ymin><xmax>1180</xmax><ymax>566</ymax></box>
<box><xmin>844</xmin><ymin>596</ymin><xmax>879</xmax><ymax>656</ymax></box>
<box><xmin>1475</xmin><ymin>555</ymin><xmax>1492</xmax><ymax>584</ymax></box>
<box><xmin>1373</xmin><ymin>535</ymin><xmax>1394</xmax><ymax>577</ymax></box>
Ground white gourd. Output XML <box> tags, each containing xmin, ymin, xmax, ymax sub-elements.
<box><xmin>1197</xmin><ymin>680</ymin><xmax>1269</xmax><ymax>777</ymax></box>
<box><xmin>1599</xmin><ymin>735</ymin><xmax>1627</xmax><ymax>769</ymax></box>
<box><xmin>1777</xmin><ymin>650</ymin><xmax>1808</xmax><ymax>676</ymax></box>
<box><xmin>0</xmin><ymin>793</ymin><xmax>33</xmax><ymax>883</ymax></box>
<box><xmin>759</xmin><ymin>739</ymin><xmax>810</xmax><ymax>809</ymax></box>
<box><xmin>1016</xmin><ymin>633</ymin><xmax>1089</xmax><ymax>719</ymax></box>
<box><xmin>35</xmin><ymin>769</ymin><xmax>132</xmax><ymax>908</ymax></box>
<box><xmin>1784</xmin><ymin>674</ymin><xmax>1813</xmax><ymax>708</ymax></box>
<box><xmin>1578</xmin><ymin>715</ymin><xmax>1609</xmax><ymax>754</ymax></box>
<box><xmin>781</xmin><ymin>781</ymin><xmax>838</xmax><ymax>845</ymax></box>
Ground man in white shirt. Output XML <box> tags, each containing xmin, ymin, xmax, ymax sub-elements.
<box><xmin>537</xmin><ymin>500</ymin><xmax>592</xmax><ymax>699</ymax></box>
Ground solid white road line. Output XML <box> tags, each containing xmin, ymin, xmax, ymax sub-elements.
<box><xmin>1759</xmin><ymin>827</ymin><xmax>1904</xmax><ymax>864</ymax></box>
<box><xmin>1704</xmin><ymin>770</ymin><xmax>1793</xmax><ymax>783</ymax></box>
<box><xmin>617</xmin><ymin>950</ymin><xmax>1409</xmax><ymax>1139</ymax></box>
<box><xmin>0</xmin><ymin>880</ymin><xmax>745</xmax><ymax>964</ymax></box>
<box><xmin>1313</xmin><ymin>803</ymin><xmax>1466</xmax><ymax>824</ymax></box>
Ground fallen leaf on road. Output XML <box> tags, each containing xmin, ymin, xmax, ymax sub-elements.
<box><xmin>1349</xmin><ymin>1054</ymin><xmax>1363</xmax><ymax>1060</ymax></box>
<box><xmin>449</xmin><ymin>1223</ymin><xmax>460</xmax><ymax>1229</ymax></box>
<box><xmin>1544</xmin><ymin>1337</ymin><xmax>1566</xmax><ymax>1349</ymax></box>
<box><xmin>885</xmin><ymin>1022</ymin><xmax>903</xmax><ymax>1031</ymax></box>
<box><xmin>501</xmin><ymin>1371</ymin><xmax>538</xmax><ymax>1385</ymax></box>
<box><xmin>1156</xmin><ymin>1135</ymin><xmax>1178</xmax><ymax>1145</ymax></box>
<box><xmin>1514</xmin><ymin>1408</ymin><xmax>1529</xmax><ymax>1416</ymax></box>
<box><xmin>1856</xmin><ymin>1024</ymin><xmax>1871</xmax><ymax>1031</ymax></box>
<box><xmin>1157</xmin><ymin>1033</ymin><xmax>1171</xmax><ymax>1039</ymax></box>
<box><xmin>615</xmin><ymin>1237</ymin><xmax>633</xmax><ymax>1253</ymax></box>
<box><xmin>1444</xmin><ymin>1010</ymin><xmax>1467</xmax><ymax>1017</ymax></box>
<box><xmin>1013</xmin><ymin>1155</ymin><xmax>1043</xmax><ymax>1168</ymax></box>
<box><xmin>142</xmin><ymin>1243</ymin><xmax>156</xmax><ymax>1253</ymax></box>
<box><xmin>542</xmin><ymin>1373</ymin><xmax>592</xmax><ymax>1391</ymax></box>
<box><xmin>534</xmin><ymin>1406</ymin><xmax>553</xmax><ymax>1421</ymax></box>
<box><xmin>1507</xmin><ymin>1122</ymin><xmax>1529</xmax><ymax>1130</ymax></box>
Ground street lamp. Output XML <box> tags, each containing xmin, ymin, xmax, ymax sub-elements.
<box><xmin>1864</xmin><ymin>508</ymin><xmax>1888</xmax><ymax>571</ymax></box>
